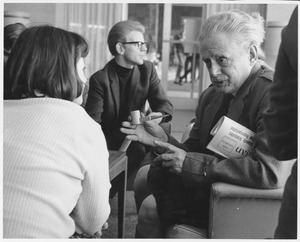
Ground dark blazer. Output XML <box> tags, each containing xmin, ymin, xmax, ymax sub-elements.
<box><xmin>168</xmin><ymin>61</ymin><xmax>295</xmax><ymax>189</ymax></box>
<box><xmin>85</xmin><ymin>59</ymin><xmax>174</xmax><ymax>149</ymax></box>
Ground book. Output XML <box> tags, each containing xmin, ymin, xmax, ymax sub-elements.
<box><xmin>206</xmin><ymin>116</ymin><xmax>256</xmax><ymax>159</ymax></box>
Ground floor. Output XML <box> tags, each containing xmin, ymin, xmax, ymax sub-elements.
<box><xmin>102</xmin><ymin>109</ymin><xmax>195</xmax><ymax>238</ymax></box>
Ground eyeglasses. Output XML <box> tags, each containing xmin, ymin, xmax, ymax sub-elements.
<box><xmin>122</xmin><ymin>41</ymin><xmax>148</xmax><ymax>50</ymax></box>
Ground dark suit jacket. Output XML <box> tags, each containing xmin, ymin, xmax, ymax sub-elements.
<box><xmin>85</xmin><ymin>59</ymin><xmax>174</xmax><ymax>149</ymax></box>
<box><xmin>168</xmin><ymin>61</ymin><xmax>295</xmax><ymax>189</ymax></box>
<box><xmin>147</xmin><ymin>61</ymin><xmax>295</xmax><ymax>227</ymax></box>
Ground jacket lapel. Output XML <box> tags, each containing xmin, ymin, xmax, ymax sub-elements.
<box><xmin>228</xmin><ymin>63</ymin><xmax>260</xmax><ymax>121</ymax></box>
<box><xmin>108</xmin><ymin>62</ymin><xmax>120</xmax><ymax>115</ymax></box>
<box><xmin>228</xmin><ymin>96</ymin><xmax>244</xmax><ymax>121</ymax></box>
<box><xmin>202</xmin><ymin>94</ymin><xmax>223</xmax><ymax>147</ymax></box>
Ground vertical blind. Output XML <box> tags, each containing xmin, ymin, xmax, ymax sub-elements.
<box><xmin>61</xmin><ymin>3</ymin><xmax>124</xmax><ymax>78</ymax></box>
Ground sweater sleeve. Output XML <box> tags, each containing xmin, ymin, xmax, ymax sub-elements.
<box><xmin>71</xmin><ymin>124</ymin><xmax>111</xmax><ymax>236</ymax></box>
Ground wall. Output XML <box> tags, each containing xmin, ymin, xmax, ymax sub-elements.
<box><xmin>4</xmin><ymin>3</ymin><xmax>57</xmax><ymax>26</ymax></box>
<box><xmin>4</xmin><ymin>2</ymin><xmax>296</xmax><ymax>27</ymax></box>
<box><xmin>266</xmin><ymin>4</ymin><xmax>296</xmax><ymax>23</ymax></box>
<box><xmin>264</xmin><ymin>3</ymin><xmax>296</xmax><ymax>68</ymax></box>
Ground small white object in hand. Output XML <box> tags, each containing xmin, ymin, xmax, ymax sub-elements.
<box><xmin>131</xmin><ymin>110</ymin><xmax>141</xmax><ymax>124</ymax></box>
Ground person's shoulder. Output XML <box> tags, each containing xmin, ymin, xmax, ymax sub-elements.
<box><xmin>248</xmin><ymin>62</ymin><xmax>274</xmax><ymax>98</ymax></box>
<box><xmin>89</xmin><ymin>61</ymin><xmax>114</xmax><ymax>82</ymax></box>
<box><xmin>203</xmin><ymin>84</ymin><xmax>216</xmax><ymax>95</ymax></box>
<box><xmin>61</xmin><ymin>103</ymin><xmax>106</xmax><ymax>149</ymax></box>
<box><xmin>257</xmin><ymin>60</ymin><xmax>274</xmax><ymax>83</ymax></box>
<box><xmin>141</xmin><ymin>60</ymin><xmax>154</xmax><ymax>68</ymax></box>
<box><xmin>90</xmin><ymin>68</ymin><xmax>105</xmax><ymax>80</ymax></box>
<box><xmin>199</xmin><ymin>84</ymin><xmax>219</xmax><ymax>103</ymax></box>
<box><xmin>137</xmin><ymin>60</ymin><xmax>156</xmax><ymax>73</ymax></box>
<box><xmin>61</xmin><ymin>101</ymin><xmax>103</xmax><ymax>133</ymax></box>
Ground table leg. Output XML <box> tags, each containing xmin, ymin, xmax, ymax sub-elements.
<box><xmin>117</xmin><ymin>169</ymin><xmax>127</xmax><ymax>238</ymax></box>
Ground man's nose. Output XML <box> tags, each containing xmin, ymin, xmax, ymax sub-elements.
<box><xmin>209</xmin><ymin>63</ymin><xmax>222</xmax><ymax>77</ymax></box>
<box><xmin>141</xmin><ymin>44</ymin><xmax>147</xmax><ymax>52</ymax></box>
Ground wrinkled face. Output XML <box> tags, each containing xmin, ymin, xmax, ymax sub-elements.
<box><xmin>200</xmin><ymin>32</ymin><xmax>253</xmax><ymax>95</ymax></box>
<box><xmin>73</xmin><ymin>57</ymin><xmax>86</xmax><ymax>105</ymax></box>
<box><xmin>122</xmin><ymin>31</ymin><xmax>147</xmax><ymax>67</ymax></box>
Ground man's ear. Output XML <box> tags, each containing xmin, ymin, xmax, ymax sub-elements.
<box><xmin>249</xmin><ymin>44</ymin><xmax>258</xmax><ymax>65</ymax></box>
<box><xmin>116</xmin><ymin>42</ymin><xmax>125</xmax><ymax>55</ymax></box>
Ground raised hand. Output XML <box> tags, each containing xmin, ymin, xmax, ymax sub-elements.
<box><xmin>153</xmin><ymin>140</ymin><xmax>187</xmax><ymax>175</ymax></box>
<box><xmin>120</xmin><ymin>119</ymin><xmax>168</xmax><ymax>147</ymax></box>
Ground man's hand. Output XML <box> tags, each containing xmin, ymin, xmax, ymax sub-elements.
<box><xmin>153</xmin><ymin>140</ymin><xmax>187</xmax><ymax>175</ymax></box>
<box><xmin>120</xmin><ymin>119</ymin><xmax>168</xmax><ymax>146</ymax></box>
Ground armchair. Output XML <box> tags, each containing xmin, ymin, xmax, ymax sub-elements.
<box><xmin>165</xmin><ymin>122</ymin><xmax>284</xmax><ymax>239</ymax></box>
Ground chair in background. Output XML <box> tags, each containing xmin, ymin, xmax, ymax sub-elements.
<box><xmin>165</xmin><ymin>121</ymin><xmax>284</xmax><ymax>239</ymax></box>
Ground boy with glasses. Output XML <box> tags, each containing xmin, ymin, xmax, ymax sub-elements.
<box><xmin>85</xmin><ymin>20</ymin><xmax>173</xmax><ymax>184</ymax></box>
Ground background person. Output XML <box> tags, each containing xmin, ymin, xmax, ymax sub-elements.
<box><xmin>85</xmin><ymin>20</ymin><xmax>173</xmax><ymax>179</ymax></box>
<box><xmin>263</xmin><ymin>7</ymin><xmax>298</xmax><ymax>239</ymax></box>
<box><xmin>178</xmin><ymin>53</ymin><xmax>201</xmax><ymax>84</ymax></box>
<box><xmin>121</xmin><ymin>10</ymin><xmax>295</xmax><ymax>238</ymax></box>
<box><xmin>173</xmin><ymin>22</ymin><xmax>185</xmax><ymax>84</ymax></box>
<box><xmin>4</xmin><ymin>25</ymin><xmax>111</xmax><ymax>238</ymax></box>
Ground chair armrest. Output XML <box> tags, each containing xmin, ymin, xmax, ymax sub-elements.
<box><xmin>211</xmin><ymin>182</ymin><xmax>283</xmax><ymax>199</ymax></box>
<box><xmin>166</xmin><ymin>224</ymin><xmax>208</xmax><ymax>239</ymax></box>
<box><xmin>209</xmin><ymin>182</ymin><xmax>284</xmax><ymax>239</ymax></box>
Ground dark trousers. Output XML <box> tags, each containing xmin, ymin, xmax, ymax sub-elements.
<box><xmin>148</xmin><ymin>163</ymin><xmax>210</xmax><ymax>228</ymax></box>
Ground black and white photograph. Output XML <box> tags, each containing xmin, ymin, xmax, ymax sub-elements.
<box><xmin>3</xmin><ymin>0</ymin><xmax>298</xmax><ymax>239</ymax></box>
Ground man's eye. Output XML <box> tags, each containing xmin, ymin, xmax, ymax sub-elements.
<box><xmin>218</xmin><ymin>57</ymin><xmax>228</xmax><ymax>67</ymax></box>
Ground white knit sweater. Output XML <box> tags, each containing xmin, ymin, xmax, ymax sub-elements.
<box><xmin>4</xmin><ymin>98</ymin><xmax>111</xmax><ymax>238</ymax></box>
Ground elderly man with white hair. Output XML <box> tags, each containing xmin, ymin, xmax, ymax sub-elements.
<box><xmin>121</xmin><ymin>9</ymin><xmax>295</xmax><ymax>238</ymax></box>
